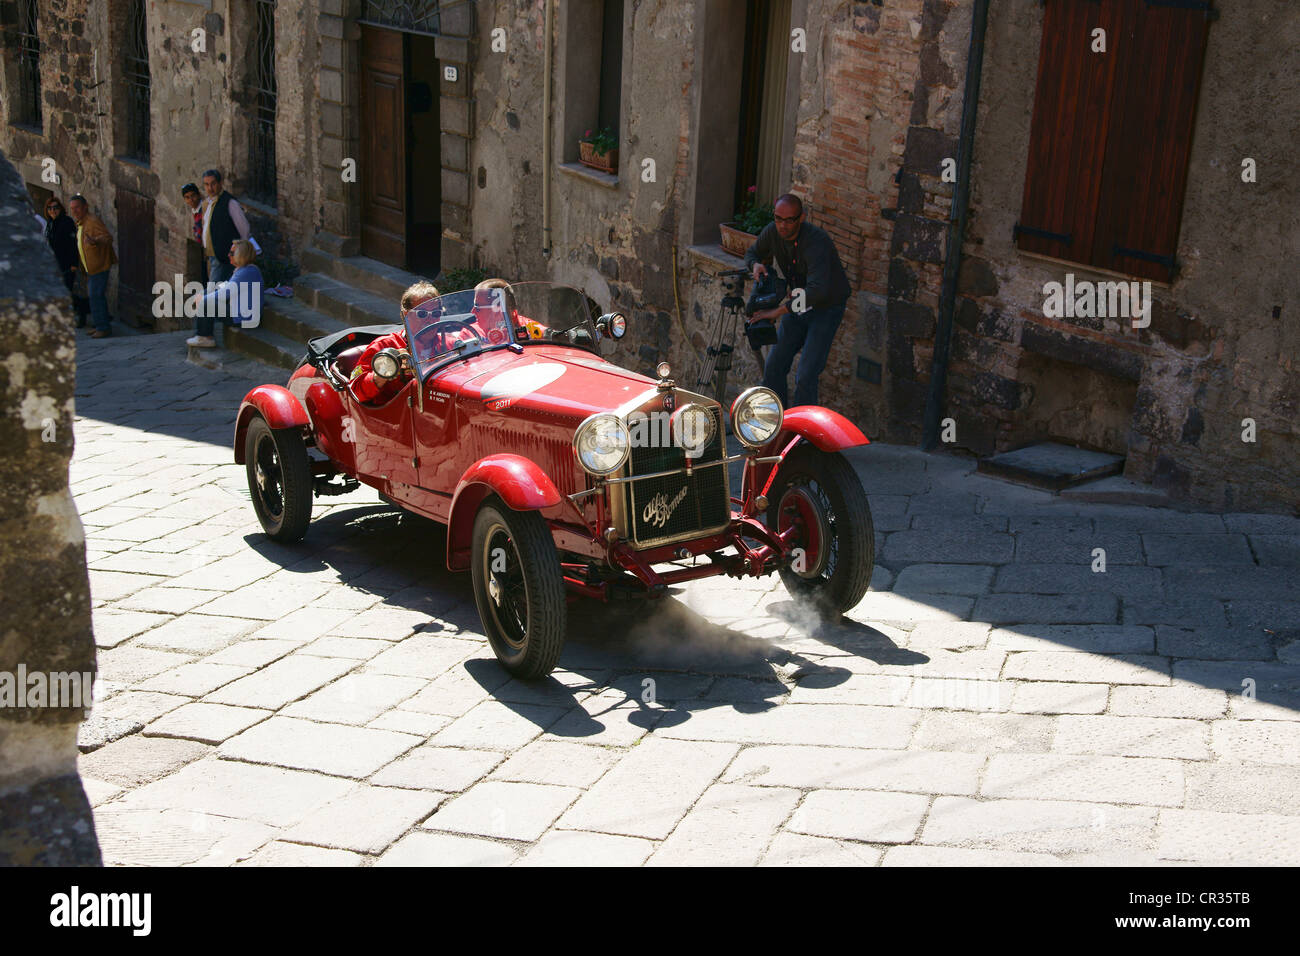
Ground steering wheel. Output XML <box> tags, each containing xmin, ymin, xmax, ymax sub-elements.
<box><xmin>412</xmin><ymin>318</ymin><xmax>478</xmax><ymax>357</ymax></box>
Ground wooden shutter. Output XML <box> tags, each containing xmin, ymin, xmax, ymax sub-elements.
<box><xmin>1017</xmin><ymin>0</ymin><xmax>1213</xmax><ymax>282</ymax></box>
<box><xmin>1016</xmin><ymin>0</ymin><xmax>1125</xmax><ymax>263</ymax></box>
<box><xmin>1092</xmin><ymin>1</ymin><xmax>1212</xmax><ymax>280</ymax></box>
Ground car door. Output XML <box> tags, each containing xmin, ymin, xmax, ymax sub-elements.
<box><xmin>347</xmin><ymin>377</ymin><xmax>419</xmax><ymax>492</ymax></box>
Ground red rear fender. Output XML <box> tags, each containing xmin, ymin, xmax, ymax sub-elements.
<box><xmin>304</xmin><ymin>381</ymin><xmax>355</xmax><ymax>473</ymax></box>
<box><xmin>234</xmin><ymin>385</ymin><xmax>310</xmax><ymax>464</ymax></box>
<box><xmin>445</xmin><ymin>455</ymin><xmax>564</xmax><ymax>571</ymax></box>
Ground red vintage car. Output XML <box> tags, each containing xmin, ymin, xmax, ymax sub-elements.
<box><xmin>234</xmin><ymin>281</ymin><xmax>875</xmax><ymax>678</ymax></box>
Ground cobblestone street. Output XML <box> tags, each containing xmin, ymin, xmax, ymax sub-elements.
<box><xmin>73</xmin><ymin>333</ymin><xmax>1300</xmax><ymax>866</ymax></box>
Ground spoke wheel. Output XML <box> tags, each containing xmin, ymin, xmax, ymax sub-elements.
<box><xmin>470</xmin><ymin>498</ymin><xmax>566</xmax><ymax>679</ymax></box>
<box><xmin>766</xmin><ymin>444</ymin><xmax>874</xmax><ymax>614</ymax></box>
<box><xmin>244</xmin><ymin>415</ymin><xmax>313</xmax><ymax>542</ymax></box>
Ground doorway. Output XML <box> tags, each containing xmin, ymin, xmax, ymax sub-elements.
<box><xmin>114</xmin><ymin>186</ymin><xmax>156</xmax><ymax>328</ymax></box>
<box><xmin>359</xmin><ymin>25</ymin><xmax>442</xmax><ymax>275</ymax></box>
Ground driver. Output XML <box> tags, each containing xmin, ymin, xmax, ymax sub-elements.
<box><xmin>349</xmin><ymin>280</ymin><xmax>439</xmax><ymax>403</ymax></box>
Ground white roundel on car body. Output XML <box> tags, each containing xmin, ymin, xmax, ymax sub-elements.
<box><xmin>478</xmin><ymin>362</ymin><xmax>566</xmax><ymax>403</ymax></box>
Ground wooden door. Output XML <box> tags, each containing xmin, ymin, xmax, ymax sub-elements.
<box><xmin>114</xmin><ymin>187</ymin><xmax>155</xmax><ymax>328</ymax></box>
<box><xmin>359</xmin><ymin>26</ymin><xmax>407</xmax><ymax>268</ymax></box>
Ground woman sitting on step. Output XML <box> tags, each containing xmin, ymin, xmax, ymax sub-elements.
<box><xmin>186</xmin><ymin>239</ymin><xmax>264</xmax><ymax>348</ymax></box>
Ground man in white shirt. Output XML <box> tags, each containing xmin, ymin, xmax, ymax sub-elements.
<box><xmin>201</xmin><ymin>168</ymin><xmax>253</xmax><ymax>284</ymax></box>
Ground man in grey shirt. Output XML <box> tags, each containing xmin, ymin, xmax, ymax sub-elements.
<box><xmin>744</xmin><ymin>193</ymin><xmax>852</xmax><ymax>407</ymax></box>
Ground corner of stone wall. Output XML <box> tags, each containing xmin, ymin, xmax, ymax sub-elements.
<box><xmin>0</xmin><ymin>148</ymin><xmax>101</xmax><ymax>865</ymax></box>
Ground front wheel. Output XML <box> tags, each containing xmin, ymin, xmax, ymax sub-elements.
<box><xmin>470</xmin><ymin>499</ymin><xmax>567</xmax><ymax>679</ymax></box>
<box><xmin>766</xmin><ymin>443</ymin><xmax>874</xmax><ymax>614</ymax></box>
<box><xmin>245</xmin><ymin>415</ymin><xmax>313</xmax><ymax>542</ymax></box>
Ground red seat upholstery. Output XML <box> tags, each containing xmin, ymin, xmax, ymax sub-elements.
<box><xmin>334</xmin><ymin>344</ymin><xmax>368</xmax><ymax>378</ymax></box>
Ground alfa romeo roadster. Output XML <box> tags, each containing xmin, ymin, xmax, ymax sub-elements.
<box><xmin>234</xmin><ymin>281</ymin><xmax>874</xmax><ymax>678</ymax></box>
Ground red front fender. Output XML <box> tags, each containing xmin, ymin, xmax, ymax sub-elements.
<box><xmin>775</xmin><ymin>406</ymin><xmax>870</xmax><ymax>452</ymax></box>
<box><xmin>234</xmin><ymin>385</ymin><xmax>310</xmax><ymax>464</ymax></box>
<box><xmin>445</xmin><ymin>455</ymin><xmax>564</xmax><ymax>571</ymax></box>
<box><xmin>747</xmin><ymin>405</ymin><xmax>870</xmax><ymax>501</ymax></box>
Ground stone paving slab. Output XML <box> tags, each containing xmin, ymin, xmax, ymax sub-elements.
<box><xmin>425</xmin><ymin>781</ymin><xmax>581</xmax><ymax>842</ymax></box>
<box><xmin>722</xmin><ymin>745</ymin><xmax>984</xmax><ymax>795</ymax></box>
<box><xmin>55</xmin><ymin>332</ymin><xmax>1300</xmax><ymax>865</ymax></box>
<box><xmin>922</xmin><ymin>797</ymin><xmax>1158</xmax><ymax>856</ymax></box>
<box><xmin>108</xmin><ymin>758</ymin><xmax>355</xmax><ymax>828</ymax></box>
<box><xmin>556</xmin><ymin>738</ymin><xmax>738</xmax><ymax>839</ymax></box>
<box><xmin>144</xmin><ymin>702</ymin><xmax>273</xmax><ymax>744</ymax></box>
<box><xmin>786</xmin><ymin>789</ymin><xmax>930</xmax><ymax>844</ymax></box>
<box><xmin>516</xmin><ymin>829</ymin><xmax>655</xmax><ymax>866</ymax></box>
<box><xmin>285</xmin><ymin>786</ymin><xmax>443</xmax><ymax>853</ymax></box>
<box><xmin>647</xmin><ymin>783</ymin><xmax>802</xmax><ymax>865</ymax></box>
<box><xmin>218</xmin><ymin>717</ymin><xmax>422</xmax><ymax>778</ymax></box>
<box><xmin>982</xmin><ymin>753</ymin><xmax>1185</xmax><ymax>806</ymax></box>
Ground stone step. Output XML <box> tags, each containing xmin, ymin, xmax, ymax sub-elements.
<box><xmin>186</xmin><ymin>344</ymin><xmax>224</xmax><ymax>370</ymax></box>
<box><xmin>300</xmin><ymin>247</ymin><xmax>432</xmax><ymax>303</ymax></box>
<box><xmin>1059</xmin><ymin>474</ymin><xmax>1178</xmax><ymax>509</ymax></box>
<box><xmin>977</xmin><ymin>442</ymin><xmax>1125</xmax><ymax>492</ymax></box>
<box><xmin>293</xmin><ymin>273</ymin><xmax>400</xmax><ymax>327</ymax></box>
<box><xmin>223</xmin><ymin>323</ymin><xmax>304</xmax><ymax>373</ymax></box>
<box><xmin>219</xmin><ymin>294</ymin><xmax>347</xmax><ymax>373</ymax></box>
<box><xmin>259</xmin><ymin>294</ymin><xmax>354</xmax><ymax>344</ymax></box>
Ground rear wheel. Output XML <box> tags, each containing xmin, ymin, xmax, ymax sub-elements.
<box><xmin>766</xmin><ymin>443</ymin><xmax>874</xmax><ymax>614</ymax></box>
<box><xmin>245</xmin><ymin>415</ymin><xmax>313</xmax><ymax>542</ymax></box>
<box><xmin>470</xmin><ymin>499</ymin><xmax>567</xmax><ymax>679</ymax></box>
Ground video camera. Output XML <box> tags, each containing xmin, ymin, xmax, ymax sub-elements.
<box><xmin>718</xmin><ymin>268</ymin><xmax>748</xmax><ymax>298</ymax></box>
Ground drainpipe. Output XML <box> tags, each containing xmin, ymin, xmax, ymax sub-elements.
<box><xmin>541</xmin><ymin>0</ymin><xmax>555</xmax><ymax>258</ymax></box>
<box><xmin>920</xmin><ymin>0</ymin><xmax>990</xmax><ymax>450</ymax></box>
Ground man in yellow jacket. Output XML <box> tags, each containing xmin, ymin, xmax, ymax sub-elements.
<box><xmin>68</xmin><ymin>195</ymin><xmax>117</xmax><ymax>338</ymax></box>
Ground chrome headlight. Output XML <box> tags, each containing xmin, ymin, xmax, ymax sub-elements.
<box><xmin>573</xmin><ymin>413</ymin><xmax>630</xmax><ymax>475</ymax></box>
<box><xmin>731</xmin><ymin>386</ymin><xmax>783</xmax><ymax>448</ymax></box>
<box><xmin>670</xmin><ymin>403</ymin><xmax>715</xmax><ymax>458</ymax></box>
<box><xmin>372</xmin><ymin>348</ymin><xmax>402</xmax><ymax>381</ymax></box>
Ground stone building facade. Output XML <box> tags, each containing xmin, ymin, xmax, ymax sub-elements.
<box><xmin>461</xmin><ymin>0</ymin><xmax>1297</xmax><ymax>512</ymax></box>
<box><xmin>3</xmin><ymin>0</ymin><xmax>1294</xmax><ymax>512</ymax></box>
<box><xmin>0</xmin><ymin>0</ymin><xmax>323</xmax><ymax>328</ymax></box>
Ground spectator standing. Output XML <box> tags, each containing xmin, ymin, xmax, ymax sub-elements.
<box><xmin>67</xmin><ymin>194</ymin><xmax>117</xmax><ymax>339</ymax></box>
<box><xmin>200</xmin><ymin>169</ymin><xmax>252</xmax><ymax>284</ymax></box>
<box><xmin>43</xmin><ymin>197</ymin><xmax>90</xmax><ymax>328</ymax></box>
<box><xmin>744</xmin><ymin>193</ymin><xmax>852</xmax><ymax>407</ymax></box>
<box><xmin>182</xmin><ymin>182</ymin><xmax>209</xmax><ymax>286</ymax></box>
<box><xmin>186</xmin><ymin>239</ymin><xmax>263</xmax><ymax>348</ymax></box>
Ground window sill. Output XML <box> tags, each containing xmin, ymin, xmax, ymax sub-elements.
<box><xmin>558</xmin><ymin>162</ymin><xmax>619</xmax><ymax>190</ymax></box>
<box><xmin>686</xmin><ymin>243</ymin><xmax>748</xmax><ymax>274</ymax></box>
<box><xmin>1016</xmin><ymin>249</ymin><xmax>1173</xmax><ymax>290</ymax></box>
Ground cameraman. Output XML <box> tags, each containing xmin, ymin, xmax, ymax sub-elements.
<box><xmin>744</xmin><ymin>194</ymin><xmax>851</xmax><ymax>407</ymax></box>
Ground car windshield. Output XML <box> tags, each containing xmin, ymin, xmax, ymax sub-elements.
<box><xmin>404</xmin><ymin>281</ymin><xmax>600</xmax><ymax>375</ymax></box>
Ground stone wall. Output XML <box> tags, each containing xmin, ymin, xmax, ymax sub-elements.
<box><xmin>0</xmin><ymin>0</ymin><xmax>321</xmax><ymax>330</ymax></box>
<box><xmin>0</xmin><ymin>148</ymin><xmax>99</xmax><ymax>864</ymax></box>
<box><xmin>888</xmin><ymin>0</ymin><xmax>1300</xmax><ymax>512</ymax></box>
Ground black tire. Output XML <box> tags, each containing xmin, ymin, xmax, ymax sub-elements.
<box><xmin>245</xmin><ymin>415</ymin><xmax>313</xmax><ymax>542</ymax></box>
<box><xmin>766</xmin><ymin>443</ymin><xmax>875</xmax><ymax>614</ymax></box>
<box><xmin>470</xmin><ymin>498</ymin><xmax>567</xmax><ymax>679</ymax></box>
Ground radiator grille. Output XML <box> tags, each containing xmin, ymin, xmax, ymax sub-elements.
<box><xmin>625</xmin><ymin>404</ymin><xmax>729</xmax><ymax>548</ymax></box>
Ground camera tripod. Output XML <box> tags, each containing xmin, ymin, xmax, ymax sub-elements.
<box><xmin>695</xmin><ymin>269</ymin><xmax>766</xmax><ymax>405</ymax></box>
